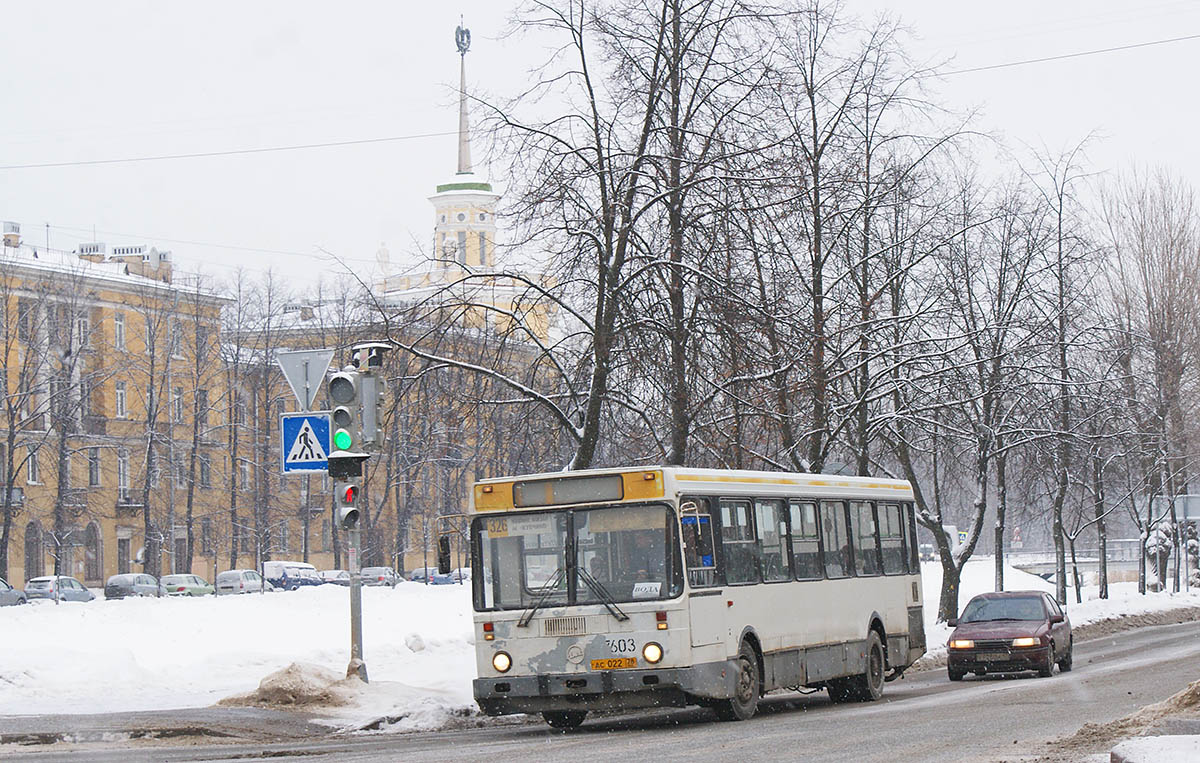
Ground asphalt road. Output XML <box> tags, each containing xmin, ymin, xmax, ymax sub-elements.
<box><xmin>5</xmin><ymin>620</ymin><xmax>1200</xmax><ymax>763</ymax></box>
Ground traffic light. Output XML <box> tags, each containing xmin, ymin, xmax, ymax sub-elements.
<box><xmin>337</xmin><ymin>481</ymin><xmax>360</xmax><ymax>530</ymax></box>
<box><xmin>328</xmin><ymin>369</ymin><xmax>361</xmax><ymax>453</ymax></box>
<box><xmin>360</xmin><ymin>373</ymin><xmax>386</xmax><ymax>447</ymax></box>
<box><xmin>437</xmin><ymin>534</ymin><xmax>452</xmax><ymax>574</ymax></box>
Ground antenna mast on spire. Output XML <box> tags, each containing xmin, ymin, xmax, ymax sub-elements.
<box><xmin>455</xmin><ymin>20</ymin><xmax>473</xmax><ymax>175</ymax></box>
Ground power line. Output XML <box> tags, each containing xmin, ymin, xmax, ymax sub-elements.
<box><xmin>0</xmin><ymin>130</ymin><xmax>458</xmax><ymax>171</ymax></box>
<box><xmin>937</xmin><ymin>31</ymin><xmax>1200</xmax><ymax>77</ymax></box>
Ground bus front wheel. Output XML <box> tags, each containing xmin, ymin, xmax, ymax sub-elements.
<box><xmin>714</xmin><ymin>642</ymin><xmax>760</xmax><ymax>721</ymax></box>
<box><xmin>542</xmin><ymin>710</ymin><xmax>587</xmax><ymax>729</ymax></box>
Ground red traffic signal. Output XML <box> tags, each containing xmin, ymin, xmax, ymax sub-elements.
<box><xmin>341</xmin><ymin>485</ymin><xmax>358</xmax><ymax>505</ymax></box>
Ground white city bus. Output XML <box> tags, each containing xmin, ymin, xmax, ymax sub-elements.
<box><xmin>467</xmin><ymin>467</ymin><xmax>926</xmax><ymax>728</ymax></box>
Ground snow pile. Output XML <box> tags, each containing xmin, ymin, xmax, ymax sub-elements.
<box><xmin>0</xmin><ymin>583</ymin><xmax>477</xmax><ymax>726</ymax></box>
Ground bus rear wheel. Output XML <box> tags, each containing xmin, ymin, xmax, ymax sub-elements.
<box><xmin>542</xmin><ymin>710</ymin><xmax>587</xmax><ymax>729</ymax></box>
<box><xmin>830</xmin><ymin>630</ymin><xmax>885</xmax><ymax>702</ymax></box>
<box><xmin>714</xmin><ymin>642</ymin><xmax>760</xmax><ymax>721</ymax></box>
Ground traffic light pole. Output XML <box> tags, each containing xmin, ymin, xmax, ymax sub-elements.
<box><xmin>326</xmin><ymin>342</ymin><xmax>391</xmax><ymax>685</ymax></box>
<box><xmin>347</xmin><ymin>522</ymin><xmax>367</xmax><ymax>682</ymax></box>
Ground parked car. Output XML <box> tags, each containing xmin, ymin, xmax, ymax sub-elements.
<box><xmin>104</xmin><ymin>573</ymin><xmax>160</xmax><ymax>599</ymax></box>
<box><xmin>947</xmin><ymin>591</ymin><xmax>1073</xmax><ymax>681</ymax></box>
<box><xmin>263</xmin><ymin>561</ymin><xmax>321</xmax><ymax>591</ymax></box>
<box><xmin>25</xmin><ymin>576</ymin><xmax>95</xmax><ymax>603</ymax></box>
<box><xmin>0</xmin><ymin>576</ymin><xmax>26</xmax><ymax>606</ymax></box>
<box><xmin>215</xmin><ymin>569</ymin><xmax>275</xmax><ymax>595</ymax></box>
<box><xmin>160</xmin><ymin>574</ymin><xmax>214</xmax><ymax>597</ymax></box>
<box><xmin>361</xmin><ymin>566</ymin><xmax>400</xmax><ymax>587</ymax></box>
<box><xmin>320</xmin><ymin>569</ymin><xmax>352</xmax><ymax>586</ymax></box>
<box><xmin>408</xmin><ymin>566</ymin><xmax>454</xmax><ymax>585</ymax></box>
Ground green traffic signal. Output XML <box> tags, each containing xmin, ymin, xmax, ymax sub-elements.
<box><xmin>334</xmin><ymin>428</ymin><xmax>353</xmax><ymax>450</ymax></box>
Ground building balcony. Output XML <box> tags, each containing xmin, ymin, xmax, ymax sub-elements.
<box><xmin>62</xmin><ymin>488</ymin><xmax>88</xmax><ymax>516</ymax></box>
<box><xmin>0</xmin><ymin>486</ymin><xmax>24</xmax><ymax>512</ymax></box>
<box><xmin>115</xmin><ymin>493</ymin><xmax>143</xmax><ymax>515</ymax></box>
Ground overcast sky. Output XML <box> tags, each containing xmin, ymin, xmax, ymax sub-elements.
<box><xmin>2</xmin><ymin>1</ymin><xmax>1198</xmax><ymax>289</ymax></box>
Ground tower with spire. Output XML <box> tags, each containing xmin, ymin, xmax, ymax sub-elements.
<box><xmin>378</xmin><ymin>21</ymin><xmax>554</xmax><ymax>343</ymax></box>
<box><xmin>428</xmin><ymin>20</ymin><xmax>499</xmax><ymax>271</ymax></box>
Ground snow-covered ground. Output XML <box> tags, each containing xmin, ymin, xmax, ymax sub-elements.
<box><xmin>0</xmin><ymin>583</ymin><xmax>476</xmax><ymax>726</ymax></box>
<box><xmin>1</xmin><ymin>561</ymin><xmax>1197</xmax><ymax>728</ymax></box>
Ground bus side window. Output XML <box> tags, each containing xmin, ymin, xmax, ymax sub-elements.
<box><xmin>755</xmin><ymin>499</ymin><xmax>789</xmax><ymax>582</ymax></box>
<box><xmin>820</xmin><ymin>501</ymin><xmax>852</xmax><ymax>578</ymax></box>
<box><xmin>904</xmin><ymin>503</ymin><xmax>920</xmax><ymax>570</ymax></box>
<box><xmin>719</xmin><ymin>499</ymin><xmax>758</xmax><ymax>584</ymax></box>
<box><xmin>849</xmin><ymin>501</ymin><xmax>881</xmax><ymax>576</ymax></box>
<box><xmin>788</xmin><ymin>500</ymin><xmax>822</xmax><ymax>580</ymax></box>
<box><xmin>879</xmin><ymin>503</ymin><xmax>908</xmax><ymax>574</ymax></box>
<box><xmin>680</xmin><ymin>497</ymin><xmax>717</xmax><ymax>588</ymax></box>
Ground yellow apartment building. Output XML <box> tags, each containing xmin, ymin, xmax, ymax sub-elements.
<box><xmin>1</xmin><ymin>227</ymin><xmax>228</xmax><ymax>588</ymax></box>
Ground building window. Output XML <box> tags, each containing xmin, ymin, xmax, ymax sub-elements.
<box><xmin>478</xmin><ymin>232</ymin><xmax>487</xmax><ymax>264</ymax></box>
<box><xmin>457</xmin><ymin>230</ymin><xmax>467</xmax><ymax>264</ymax></box>
<box><xmin>25</xmin><ymin>521</ymin><xmax>44</xmax><ymax>580</ymax></box>
<box><xmin>172</xmin><ymin>387</ymin><xmax>183</xmax><ymax>423</ymax></box>
<box><xmin>478</xmin><ymin>212</ymin><xmax>486</xmax><ymax>221</ymax></box>
<box><xmin>84</xmin><ymin>522</ymin><xmax>102</xmax><ymax>581</ymax></box>
<box><xmin>26</xmin><ymin>448</ymin><xmax>39</xmax><ymax>484</ymax></box>
<box><xmin>322</xmin><ymin>519</ymin><xmax>331</xmax><ymax>552</ymax></box>
<box><xmin>201</xmin><ymin>518</ymin><xmax>213</xmax><ymax>554</ymax></box>
<box><xmin>456</xmin><ymin>212</ymin><xmax>465</xmax><ymax>222</ymax></box>
<box><xmin>239</xmin><ymin>460</ymin><xmax>250</xmax><ymax>492</ymax></box>
<box><xmin>17</xmin><ymin>299</ymin><xmax>34</xmax><ymax>343</ymax></box>
<box><xmin>174</xmin><ymin>457</ymin><xmax>186</xmax><ymax>489</ymax></box>
<box><xmin>76</xmin><ymin>317</ymin><xmax>90</xmax><ymax>350</ymax></box>
<box><xmin>117</xmin><ymin>537</ymin><xmax>131</xmax><ymax>574</ymax></box>
<box><xmin>89</xmin><ymin>448</ymin><xmax>101</xmax><ymax>487</ymax></box>
<box><xmin>278</xmin><ymin>524</ymin><xmax>289</xmax><ymax>553</ymax></box>
<box><xmin>114</xmin><ymin>313</ymin><xmax>126</xmax><ymax>350</ymax></box>
<box><xmin>170</xmin><ymin>320</ymin><xmax>183</xmax><ymax>358</ymax></box>
<box><xmin>80</xmin><ymin>378</ymin><xmax>93</xmax><ymax>418</ymax></box>
<box><xmin>117</xmin><ymin>448</ymin><xmax>130</xmax><ymax>501</ymax></box>
<box><xmin>115</xmin><ymin>381</ymin><xmax>127</xmax><ymax>418</ymax></box>
<box><xmin>199</xmin><ymin>455</ymin><xmax>211</xmax><ymax>488</ymax></box>
<box><xmin>196</xmin><ymin>326</ymin><xmax>209</xmax><ymax>364</ymax></box>
<box><xmin>197</xmin><ymin>389</ymin><xmax>209</xmax><ymax>428</ymax></box>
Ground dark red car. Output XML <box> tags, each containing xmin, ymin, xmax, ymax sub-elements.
<box><xmin>946</xmin><ymin>591</ymin><xmax>1072</xmax><ymax>681</ymax></box>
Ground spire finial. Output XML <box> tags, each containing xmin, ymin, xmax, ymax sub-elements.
<box><xmin>455</xmin><ymin>20</ymin><xmax>472</xmax><ymax>174</ymax></box>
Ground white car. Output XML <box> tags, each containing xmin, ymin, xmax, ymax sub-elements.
<box><xmin>215</xmin><ymin>569</ymin><xmax>276</xmax><ymax>595</ymax></box>
<box><xmin>320</xmin><ymin>569</ymin><xmax>352</xmax><ymax>586</ymax></box>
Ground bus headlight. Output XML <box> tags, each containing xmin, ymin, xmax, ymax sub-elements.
<box><xmin>642</xmin><ymin>642</ymin><xmax>663</xmax><ymax>664</ymax></box>
<box><xmin>492</xmin><ymin>651</ymin><xmax>512</xmax><ymax>673</ymax></box>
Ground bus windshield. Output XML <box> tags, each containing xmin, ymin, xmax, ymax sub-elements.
<box><xmin>471</xmin><ymin>503</ymin><xmax>681</xmax><ymax>611</ymax></box>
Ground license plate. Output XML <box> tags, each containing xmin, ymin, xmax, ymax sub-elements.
<box><xmin>976</xmin><ymin>651</ymin><xmax>1009</xmax><ymax>661</ymax></box>
<box><xmin>590</xmin><ymin>657</ymin><xmax>637</xmax><ymax>670</ymax></box>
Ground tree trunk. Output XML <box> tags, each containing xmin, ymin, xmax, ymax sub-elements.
<box><xmin>1068</xmin><ymin>537</ymin><xmax>1082</xmax><ymax>604</ymax></box>
<box><xmin>1093</xmin><ymin>452</ymin><xmax>1108</xmax><ymax>599</ymax></box>
<box><xmin>995</xmin><ymin>449</ymin><xmax>1007</xmax><ymax>591</ymax></box>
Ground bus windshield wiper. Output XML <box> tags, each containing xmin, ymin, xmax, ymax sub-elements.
<box><xmin>577</xmin><ymin>569</ymin><xmax>630</xmax><ymax>622</ymax></box>
<box><xmin>518</xmin><ymin>567</ymin><xmax>566</xmax><ymax>628</ymax></box>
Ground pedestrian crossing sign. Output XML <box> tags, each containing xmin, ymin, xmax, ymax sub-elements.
<box><xmin>280</xmin><ymin>412</ymin><xmax>331</xmax><ymax>474</ymax></box>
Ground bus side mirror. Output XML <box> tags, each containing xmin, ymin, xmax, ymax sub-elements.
<box><xmin>437</xmin><ymin>535</ymin><xmax>452</xmax><ymax>575</ymax></box>
<box><xmin>946</xmin><ymin>618</ymin><xmax>958</xmax><ymax>627</ymax></box>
